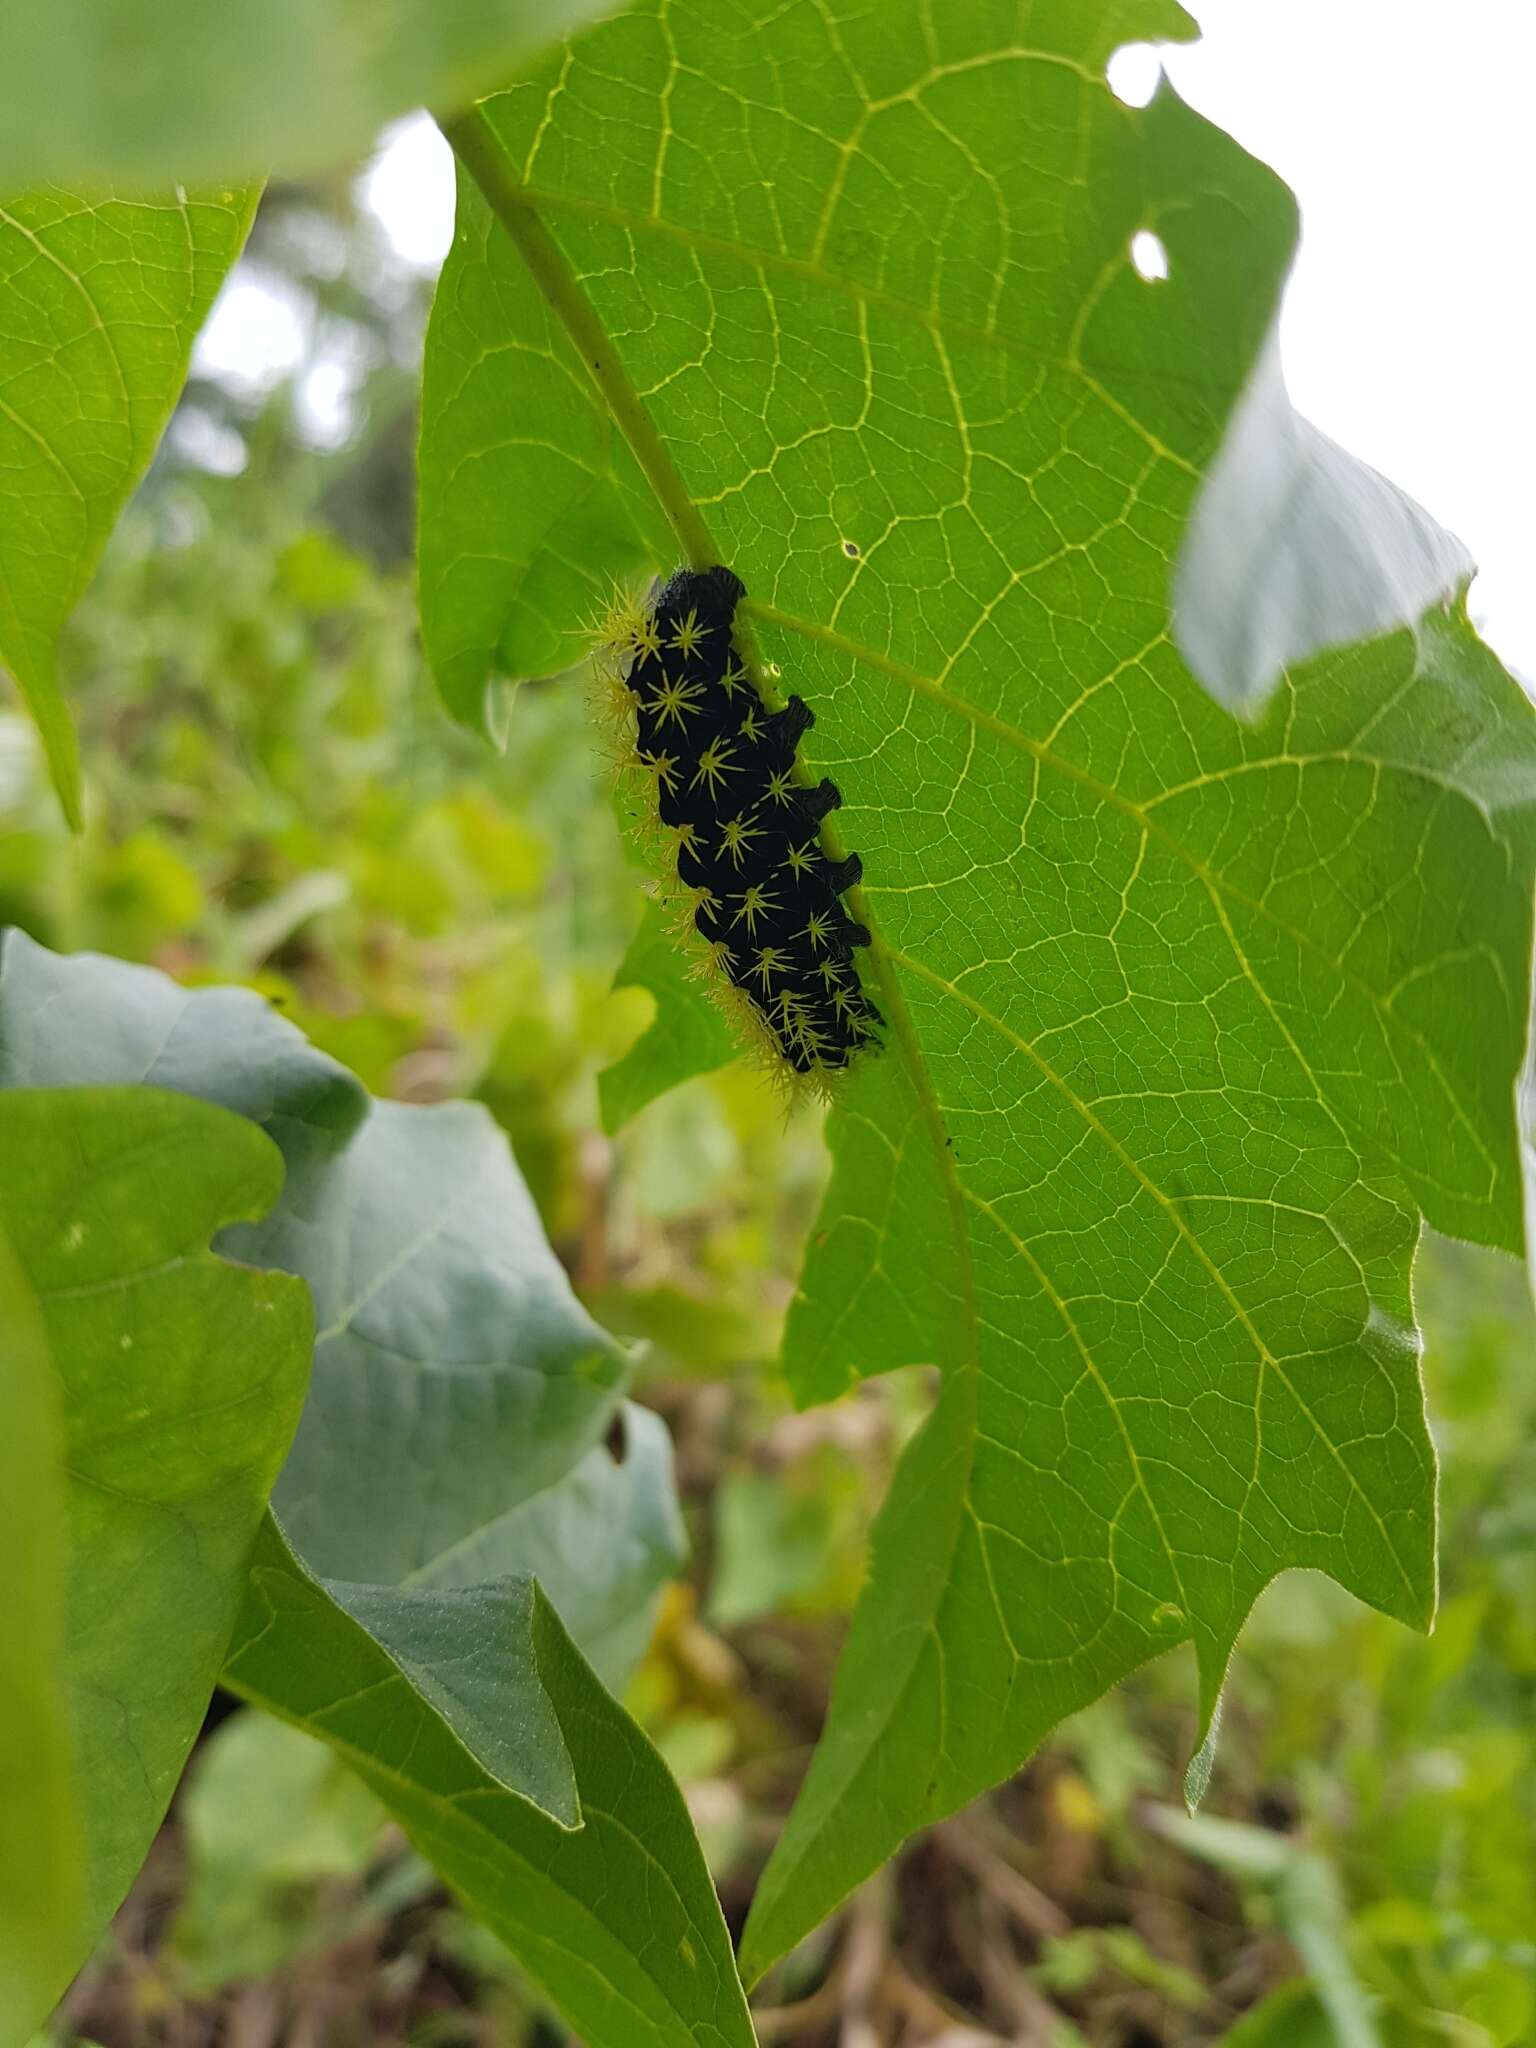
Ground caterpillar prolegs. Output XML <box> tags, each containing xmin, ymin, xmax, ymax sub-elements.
<box><xmin>600</xmin><ymin>566</ymin><xmax>880</xmax><ymax>1078</ymax></box>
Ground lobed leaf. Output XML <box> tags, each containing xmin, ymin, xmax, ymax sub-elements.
<box><xmin>419</xmin><ymin>0</ymin><xmax>1536</xmax><ymax>1972</ymax></box>
<box><xmin>0</xmin><ymin>184</ymin><xmax>256</xmax><ymax>822</ymax></box>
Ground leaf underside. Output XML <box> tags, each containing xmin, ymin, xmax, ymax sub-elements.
<box><xmin>420</xmin><ymin>0</ymin><xmax>1536</xmax><ymax>1973</ymax></box>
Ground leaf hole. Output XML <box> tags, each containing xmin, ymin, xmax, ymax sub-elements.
<box><xmin>1130</xmin><ymin>230</ymin><xmax>1170</xmax><ymax>283</ymax></box>
<box><xmin>841</xmin><ymin>537</ymin><xmax>860</xmax><ymax>558</ymax></box>
<box><xmin>1106</xmin><ymin>42</ymin><xmax>1163</xmax><ymax>108</ymax></box>
<box><xmin>603</xmin><ymin>1411</ymin><xmax>630</xmax><ymax>1465</ymax></box>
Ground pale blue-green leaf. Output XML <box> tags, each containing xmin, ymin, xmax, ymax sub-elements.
<box><xmin>1172</xmin><ymin>330</ymin><xmax>1476</xmax><ymax>714</ymax></box>
<box><xmin>0</xmin><ymin>929</ymin><xmax>367</xmax><ymax>1143</ymax></box>
<box><xmin>0</xmin><ymin>933</ymin><xmax>684</xmax><ymax>1750</ymax></box>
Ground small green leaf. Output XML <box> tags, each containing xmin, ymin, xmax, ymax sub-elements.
<box><xmin>0</xmin><ymin>2</ymin><xmax>626</xmax><ymax>188</ymax></box>
<box><xmin>419</xmin><ymin>165</ymin><xmax>671</xmax><ymax>728</ymax></box>
<box><xmin>0</xmin><ymin>1087</ymin><xmax>311</xmax><ymax>2027</ymax></box>
<box><xmin>226</xmin><ymin>1518</ymin><xmax>756</xmax><ymax>2048</ymax></box>
<box><xmin>0</xmin><ymin>1232</ymin><xmax>87</xmax><ymax>2042</ymax></box>
<box><xmin>1217</xmin><ymin>1983</ymin><xmax>1337</xmax><ymax>2048</ymax></box>
<box><xmin>599</xmin><ymin>901</ymin><xmax>738</xmax><ymax>1134</ymax></box>
<box><xmin>0</xmin><ymin>185</ymin><xmax>256</xmax><ymax>823</ymax></box>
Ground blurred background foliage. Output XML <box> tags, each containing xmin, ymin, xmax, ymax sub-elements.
<box><xmin>6</xmin><ymin>162</ymin><xmax>1534</xmax><ymax>2048</ymax></box>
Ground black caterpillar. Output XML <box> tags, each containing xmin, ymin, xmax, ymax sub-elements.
<box><xmin>611</xmin><ymin>565</ymin><xmax>880</xmax><ymax>1076</ymax></box>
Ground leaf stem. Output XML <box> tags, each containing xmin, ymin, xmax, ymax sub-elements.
<box><xmin>437</xmin><ymin>105</ymin><xmax>717</xmax><ymax>574</ymax></box>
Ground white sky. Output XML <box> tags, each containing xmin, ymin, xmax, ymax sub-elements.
<box><xmin>203</xmin><ymin>3</ymin><xmax>1534</xmax><ymax>677</ymax></box>
<box><xmin>1162</xmin><ymin>0</ymin><xmax>1536</xmax><ymax>680</ymax></box>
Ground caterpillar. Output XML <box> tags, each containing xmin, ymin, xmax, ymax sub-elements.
<box><xmin>600</xmin><ymin>565</ymin><xmax>880</xmax><ymax>1078</ymax></box>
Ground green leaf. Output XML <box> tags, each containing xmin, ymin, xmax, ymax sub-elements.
<box><xmin>599</xmin><ymin>901</ymin><xmax>738</xmax><ymax>1133</ymax></box>
<box><xmin>426</xmin><ymin>1401</ymin><xmax>688</xmax><ymax>1688</ymax></box>
<box><xmin>1173</xmin><ymin>331</ymin><xmax>1474</xmax><ymax>714</ymax></box>
<box><xmin>426</xmin><ymin>0</ymin><xmax>1536</xmax><ymax>1974</ymax></box>
<box><xmin>0</xmin><ymin>1088</ymin><xmax>311</xmax><ymax>2031</ymax></box>
<box><xmin>419</xmin><ymin>164</ymin><xmax>672</xmax><ymax>727</ymax></box>
<box><xmin>0</xmin><ymin>2</ymin><xmax>624</xmax><ymax>188</ymax></box>
<box><xmin>226</xmin><ymin>1517</ymin><xmax>756</xmax><ymax>2048</ymax></box>
<box><xmin>0</xmin><ymin>1231</ymin><xmax>87</xmax><ymax>2041</ymax></box>
<box><xmin>0</xmin><ymin>185</ymin><xmax>256</xmax><ymax>823</ymax></box>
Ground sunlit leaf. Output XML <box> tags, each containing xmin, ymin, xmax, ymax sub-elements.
<box><xmin>0</xmin><ymin>184</ymin><xmax>255</xmax><ymax>822</ymax></box>
<box><xmin>419</xmin><ymin>165</ymin><xmax>672</xmax><ymax>727</ymax></box>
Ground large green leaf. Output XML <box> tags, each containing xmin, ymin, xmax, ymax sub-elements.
<box><xmin>0</xmin><ymin>1088</ymin><xmax>311</xmax><ymax>2035</ymax></box>
<box><xmin>0</xmin><ymin>1233</ymin><xmax>86</xmax><ymax>2040</ymax></box>
<box><xmin>0</xmin><ymin>185</ymin><xmax>256</xmax><ymax>824</ymax></box>
<box><xmin>226</xmin><ymin>1517</ymin><xmax>756</xmax><ymax>2048</ymax></box>
<box><xmin>0</xmin><ymin>1</ymin><xmax>623</xmax><ymax>189</ymax></box>
<box><xmin>418</xmin><ymin>0</ymin><xmax>1536</xmax><ymax>1972</ymax></box>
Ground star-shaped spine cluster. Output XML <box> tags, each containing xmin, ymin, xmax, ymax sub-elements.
<box><xmin>617</xmin><ymin>565</ymin><xmax>880</xmax><ymax>1074</ymax></box>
